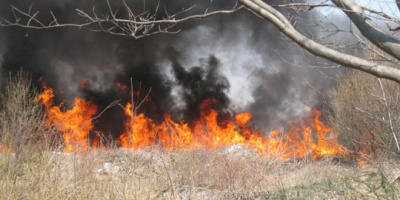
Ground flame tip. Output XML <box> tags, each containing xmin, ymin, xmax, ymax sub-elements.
<box><xmin>37</xmin><ymin>85</ymin><xmax>347</xmax><ymax>159</ymax></box>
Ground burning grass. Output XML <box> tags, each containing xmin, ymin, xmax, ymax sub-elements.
<box><xmin>34</xmin><ymin>82</ymin><xmax>97</xmax><ymax>152</ymax></box>
<box><xmin>1</xmin><ymin>73</ymin><xmax>400</xmax><ymax>198</ymax></box>
<box><xmin>34</xmin><ymin>83</ymin><xmax>348</xmax><ymax>161</ymax></box>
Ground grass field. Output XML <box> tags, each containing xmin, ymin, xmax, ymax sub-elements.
<box><xmin>1</xmin><ymin>71</ymin><xmax>400</xmax><ymax>199</ymax></box>
<box><xmin>1</xmin><ymin>145</ymin><xmax>399</xmax><ymax>199</ymax></box>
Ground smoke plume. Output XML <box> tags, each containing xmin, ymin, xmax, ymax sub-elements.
<box><xmin>0</xmin><ymin>0</ymin><xmax>338</xmax><ymax>137</ymax></box>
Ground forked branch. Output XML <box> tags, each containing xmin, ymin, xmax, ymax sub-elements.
<box><xmin>0</xmin><ymin>1</ymin><xmax>243</xmax><ymax>39</ymax></box>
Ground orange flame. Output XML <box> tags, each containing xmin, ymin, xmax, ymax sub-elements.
<box><xmin>0</xmin><ymin>143</ymin><xmax>10</xmax><ymax>154</ymax></box>
<box><xmin>356</xmin><ymin>132</ymin><xmax>377</xmax><ymax>168</ymax></box>
<box><xmin>35</xmin><ymin>83</ymin><xmax>97</xmax><ymax>152</ymax></box>
<box><xmin>92</xmin><ymin>135</ymin><xmax>106</xmax><ymax>150</ymax></box>
<box><xmin>36</xmin><ymin>83</ymin><xmax>347</xmax><ymax>159</ymax></box>
<box><xmin>80</xmin><ymin>80</ymin><xmax>89</xmax><ymax>89</ymax></box>
<box><xmin>116</xmin><ymin>82</ymin><xmax>128</xmax><ymax>90</ymax></box>
<box><xmin>120</xmin><ymin>98</ymin><xmax>348</xmax><ymax>160</ymax></box>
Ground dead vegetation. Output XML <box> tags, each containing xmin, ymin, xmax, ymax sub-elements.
<box><xmin>0</xmin><ymin>70</ymin><xmax>58</xmax><ymax>155</ymax></box>
<box><xmin>0</xmin><ymin>147</ymin><xmax>399</xmax><ymax>199</ymax></box>
<box><xmin>325</xmin><ymin>69</ymin><xmax>400</xmax><ymax>157</ymax></box>
<box><xmin>1</xmin><ymin>70</ymin><xmax>400</xmax><ymax>199</ymax></box>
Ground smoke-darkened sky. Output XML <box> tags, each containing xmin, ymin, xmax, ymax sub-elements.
<box><xmin>0</xmin><ymin>0</ymin><xmax>339</xmax><ymax>136</ymax></box>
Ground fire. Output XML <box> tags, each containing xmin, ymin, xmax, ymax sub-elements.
<box><xmin>270</xmin><ymin>109</ymin><xmax>348</xmax><ymax>159</ymax></box>
<box><xmin>80</xmin><ymin>80</ymin><xmax>89</xmax><ymax>89</ymax></box>
<box><xmin>0</xmin><ymin>143</ymin><xmax>10</xmax><ymax>154</ymax></box>
<box><xmin>356</xmin><ymin>132</ymin><xmax>377</xmax><ymax>168</ymax></box>
<box><xmin>120</xmin><ymin>98</ymin><xmax>348</xmax><ymax>160</ymax></box>
<box><xmin>116</xmin><ymin>82</ymin><xmax>128</xmax><ymax>90</ymax></box>
<box><xmin>35</xmin><ymin>83</ymin><xmax>347</xmax><ymax>159</ymax></box>
<box><xmin>92</xmin><ymin>135</ymin><xmax>106</xmax><ymax>150</ymax></box>
<box><xmin>35</xmin><ymin>82</ymin><xmax>97</xmax><ymax>152</ymax></box>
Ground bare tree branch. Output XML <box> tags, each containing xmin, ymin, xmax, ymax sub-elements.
<box><xmin>2</xmin><ymin>0</ymin><xmax>400</xmax><ymax>83</ymax></box>
<box><xmin>0</xmin><ymin>5</ymin><xmax>95</xmax><ymax>29</ymax></box>
<box><xmin>0</xmin><ymin>3</ymin><xmax>243</xmax><ymax>39</ymax></box>
<box><xmin>332</xmin><ymin>0</ymin><xmax>400</xmax><ymax>61</ymax></box>
<box><xmin>272</xmin><ymin>2</ymin><xmax>335</xmax><ymax>11</ymax></box>
<box><xmin>238</xmin><ymin>0</ymin><xmax>400</xmax><ymax>83</ymax></box>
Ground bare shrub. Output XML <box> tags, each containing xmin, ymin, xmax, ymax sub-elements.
<box><xmin>325</xmin><ymin>68</ymin><xmax>400</xmax><ymax>160</ymax></box>
<box><xmin>0</xmin><ymin>70</ymin><xmax>56</xmax><ymax>154</ymax></box>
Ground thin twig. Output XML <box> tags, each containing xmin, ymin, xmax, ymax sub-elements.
<box><xmin>378</xmin><ymin>78</ymin><xmax>400</xmax><ymax>152</ymax></box>
<box><xmin>161</xmin><ymin>152</ymin><xmax>176</xmax><ymax>197</ymax></box>
<box><xmin>135</xmin><ymin>88</ymin><xmax>151</xmax><ymax>113</ymax></box>
<box><xmin>273</xmin><ymin>2</ymin><xmax>335</xmax><ymax>11</ymax></box>
<box><xmin>130</xmin><ymin>78</ymin><xmax>134</xmax><ymax>120</ymax></box>
<box><xmin>1</xmin><ymin>3</ymin><xmax>244</xmax><ymax>39</ymax></box>
<box><xmin>90</xmin><ymin>99</ymin><xmax>122</xmax><ymax>121</ymax></box>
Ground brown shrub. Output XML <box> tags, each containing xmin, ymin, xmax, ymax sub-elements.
<box><xmin>0</xmin><ymin>70</ymin><xmax>58</xmax><ymax>155</ymax></box>
<box><xmin>325</xmin><ymin>69</ymin><xmax>400</xmax><ymax>159</ymax></box>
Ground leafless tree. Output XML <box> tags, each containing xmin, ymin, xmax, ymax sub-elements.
<box><xmin>1</xmin><ymin>0</ymin><xmax>400</xmax><ymax>83</ymax></box>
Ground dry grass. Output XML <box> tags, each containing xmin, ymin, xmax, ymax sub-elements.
<box><xmin>1</xmin><ymin>146</ymin><xmax>398</xmax><ymax>200</ymax></box>
<box><xmin>1</xmin><ymin>71</ymin><xmax>400</xmax><ymax>199</ymax></box>
<box><xmin>0</xmin><ymin>70</ymin><xmax>58</xmax><ymax>156</ymax></box>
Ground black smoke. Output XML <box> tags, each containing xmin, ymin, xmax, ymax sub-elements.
<box><xmin>165</xmin><ymin>47</ymin><xmax>230</xmax><ymax>122</ymax></box>
<box><xmin>0</xmin><ymin>0</ymin><xmax>339</xmax><ymax>137</ymax></box>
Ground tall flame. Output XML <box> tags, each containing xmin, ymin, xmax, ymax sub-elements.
<box><xmin>35</xmin><ymin>83</ymin><xmax>347</xmax><ymax>158</ymax></box>
<box><xmin>35</xmin><ymin>83</ymin><xmax>97</xmax><ymax>152</ymax></box>
<box><xmin>120</xmin><ymin>98</ymin><xmax>348</xmax><ymax>160</ymax></box>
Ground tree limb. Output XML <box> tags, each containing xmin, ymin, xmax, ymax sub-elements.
<box><xmin>332</xmin><ymin>0</ymin><xmax>400</xmax><ymax>61</ymax></box>
<box><xmin>272</xmin><ymin>2</ymin><xmax>335</xmax><ymax>11</ymax></box>
<box><xmin>237</xmin><ymin>0</ymin><xmax>400</xmax><ymax>83</ymax></box>
<box><xmin>3</xmin><ymin>1</ymin><xmax>400</xmax><ymax>83</ymax></box>
<box><xmin>0</xmin><ymin>3</ymin><xmax>244</xmax><ymax>39</ymax></box>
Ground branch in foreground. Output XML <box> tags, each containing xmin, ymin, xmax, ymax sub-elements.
<box><xmin>332</xmin><ymin>0</ymin><xmax>400</xmax><ymax>61</ymax></box>
<box><xmin>0</xmin><ymin>5</ymin><xmax>96</xmax><ymax>29</ymax></box>
<box><xmin>238</xmin><ymin>0</ymin><xmax>400</xmax><ymax>83</ymax></box>
<box><xmin>0</xmin><ymin>2</ymin><xmax>243</xmax><ymax>39</ymax></box>
<box><xmin>272</xmin><ymin>2</ymin><xmax>335</xmax><ymax>11</ymax></box>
